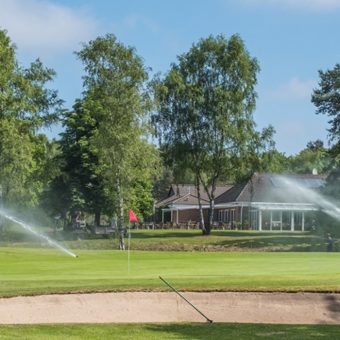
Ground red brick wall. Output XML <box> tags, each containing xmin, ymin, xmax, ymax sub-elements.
<box><xmin>176</xmin><ymin>209</ymin><xmax>209</xmax><ymax>224</ymax></box>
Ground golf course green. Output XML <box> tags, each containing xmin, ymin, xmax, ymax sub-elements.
<box><xmin>1</xmin><ymin>247</ymin><xmax>340</xmax><ymax>297</ymax></box>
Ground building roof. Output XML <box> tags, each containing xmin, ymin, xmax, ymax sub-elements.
<box><xmin>156</xmin><ymin>184</ymin><xmax>232</xmax><ymax>208</ymax></box>
<box><xmin>215</xmin><ymin>173</ymin><xmax>326</xmax><ymax>205</ymax></box>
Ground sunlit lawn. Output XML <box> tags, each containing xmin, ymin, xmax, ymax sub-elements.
<box><xmin>1</xmin><ymin>228</ymin><xmax>333</xmax><ymax>251</ymax></box>
<box><xmin>1</xmin><ymin>247</ymin><xmax>340</xmax><ymax>297</ymax></box>
<box><xmin>62</xmin><ymin>229</ymin><xmax>330</xmax><ymax>252</ymax></box>
<box><xmin>1</xmin><ymin>323</ymin><xmax>340</xmax><ymax>340</ymax></box>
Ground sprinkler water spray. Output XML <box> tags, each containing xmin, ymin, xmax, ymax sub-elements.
<box><xmin>278</xmin><ymin>176</ymin><xmax>340</xmax><ymax>221</ymax></box>
<box><xmin>0</xmin><ymin>208</ymin><xmax>77</xmax><ymax>258</ymax></box>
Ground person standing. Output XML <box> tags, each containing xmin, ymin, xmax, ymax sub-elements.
<box><xmin>327</xmin><ymin>233</ymin><xmax>334</xmax><ymax>252</ymax></box>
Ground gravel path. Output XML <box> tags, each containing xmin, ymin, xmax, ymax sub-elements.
<box><xmin>1</xmin><ymin>292</ymin><xmax>340</xmax><ymax>324</ymax></box>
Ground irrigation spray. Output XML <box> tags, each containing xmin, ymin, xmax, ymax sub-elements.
<box><xmin>277</xmin><ymin>176</ymin><xmax>340</xmax><ymax>221</ymax></box>
<box><xmin>0</xmin><ymin>208</ymin><xmax>77</xmax><ymax>258</ymax></box>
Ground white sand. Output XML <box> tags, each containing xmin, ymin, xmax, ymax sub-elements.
<box><xmin>1</xmin><ymin>292</ymin><xmax>340</xmax><ymax>324</ymax></box>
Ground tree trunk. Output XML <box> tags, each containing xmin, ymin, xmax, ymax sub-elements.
<box><xmin>94</xmin><ymin>211</ymin><xmax>101</xmax><ymax>227</ymax></box>
<box><xmin>117</xmin><ymin>176</ymin><xmax>125</xmax><ymax>250</ymax></box>
<box><xmin>203</xmin><ymin>180</ymin><xmax>216</xmax><ymax>236</ymax></box>
<box><xmin>205</xmin><ymin>198</ymin><xmax>215</xmax><ymax>235</ymax></box>
<box><xmin>195</xmin><ymin>174</ymin><xmax>206</xmax><ymax>235</ymax></box>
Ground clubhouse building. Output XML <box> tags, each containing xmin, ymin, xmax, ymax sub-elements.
<box><xmin>155</xmin><ymin>173</ymin><xmax>325</xmax><ymax>231</ymax></box>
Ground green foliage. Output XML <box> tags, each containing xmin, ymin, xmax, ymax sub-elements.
<box><xmin>0</xmin><ymin>119</ymin><xmax>61</xmax><ymax>210</ymax></box>
<box><xmin>312</xmin><ymin>65</ymin><xmax>340</xmax><ymax>199</ymax></box>
<box><xmin>257</xmin><ymin>149</ymin><xmax>289</xmax><ymax>174</ymax></box>
<box><xmin>312</xmin><ymin>64</ymin><xmax>340</xmax><ymax>143</ymax></box>
<box><xmin>289</xmin><ymin>140</ymin><xmax>331</xmax><ymax>175</ymax></box>
<box><xmin>0</xmin><ymin>30</ymin><xmax>63</xmax><ymax>211</ymax></box>
<box><xmin>58</xmin><ymin>100</ymin><xmax>108</xmax><ymax>218</ymax></box>
<box><xmin>153</xmin><ymin>166</ymin><xmax>174</xmax><ymax>201</ymax></box>
<box><xmin>0</xmin><ymin>118</ymin><xmax>35</xmax><ymax>206</ymax></box>
<box><xmin>153</xmin><ymin>34</ymin><xmax>273</xmax><ymax>231</ymax></box>
<box><xmin>0</xmin><ymin>30</ymin><xmax>63</xmax><ymax>128</ymax></box>
<box><xmin>321</xmin><ymin>166</ymin><xmax>340</xmax><ymax>201</ymax></box>
<box><xmin>57</xmin><ymin>34</ymin><xmax>160</xmax><ymax>223</ymax></box>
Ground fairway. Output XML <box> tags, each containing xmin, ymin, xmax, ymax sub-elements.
<box><xmin>2</xmin><ymin>323</ymin><xmax>340</xmax><ymax>340</ymax></box>
<box><xmin>1</xmin><ymin>247</ymin><xmax>340</xmax><ymax>297</ymax></box>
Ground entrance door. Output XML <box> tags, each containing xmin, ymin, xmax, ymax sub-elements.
<box><xmin>294</xmin><ymin>212</ymin><xmax>303</xmax><ymax>231</ymax></box>
<box><xmin>250</xmin><ymin>209</ymin><xmax>258</xmax><ymax>230</ymax></box>
<box><xmin>271</xmin><ymin>211</ymin><xmax>282</xmax><ymax>231</ymax></box>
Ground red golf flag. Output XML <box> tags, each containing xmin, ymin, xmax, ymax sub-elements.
<box><xmin>129</xmin><ymin>209</ymin><xmax>138</xmax><ymax>223</ymax></box>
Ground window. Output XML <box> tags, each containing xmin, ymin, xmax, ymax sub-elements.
<box><xmin>218</xmin><ymin>210</ymin><xmax>223</xmax><ymax>222</ymax></box>
<box><xmin>272</xmin><ymin>211</ymin><xmax>281</xmax><ymax>222</ymax></box>
<box><xmin>224</xmin><ymin>210</ymin><xmax>229</xmax><ymax>222</ymax></box>
<box><xmin>230</xmin><ymin>209</ymin><xmax>235</xmax><ymax>222</ymax></box>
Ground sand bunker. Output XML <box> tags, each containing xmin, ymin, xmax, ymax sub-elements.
<box><xmin>1</xmin><ymin>292</ymin><xmax>340</xmax><ymax>324</ymax></box>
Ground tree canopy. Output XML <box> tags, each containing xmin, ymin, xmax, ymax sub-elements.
<box><xmin>312</xmin><ymin>64</ymin><xmax>340</xmax><ymax>199</ymax></box>
<box><xmin>0</xmin><ymin>29</ymin><xmax>63</xmax><ymax>210</ymax></box>
<box><xmin>312</xmin><ymin>64</ymin><xmax>340</xmax><ymax>143</ymax></box>
<box><xmin>153</xmin><ymin>34</ymin><xmax>273</xmax><ymax>234</ymax></box>
<box><xmin>2</xmin><ymin>27</ymin><xmax>335</xmax><ymax>233</ymax></box>
<box><xmin>56</xmin><ymin>34</ymin><xmax>160</xmax><ymax>227</ymax></box>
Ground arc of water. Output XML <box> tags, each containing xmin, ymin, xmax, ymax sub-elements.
<box><xmin>0</xmin><ymin>209</ymin><xmax>76</xmax><ymax>258</ymax></box>
<box><xmin>278</xmin><ymin>176</ymin><xmax>340</xmax><ymax>221</ymax></box>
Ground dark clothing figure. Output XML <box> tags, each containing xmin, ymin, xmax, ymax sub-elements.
<box><xmin>76</xmin><ymin>212</ymin><xmax>86</xmax><ymax>229</ymax></box>
<box><xmin>117</xmin><ymin>225</ymin><xmax>126</xmax><ymax>250</ymax></box>
<box><xmin>327</xmin><ymin>234</ymin><xmax>334</xmax><ymax>252</ymax></box>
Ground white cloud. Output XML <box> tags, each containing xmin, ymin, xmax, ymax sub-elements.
<box><xmin>242</xmin><ymin>0</ymin><xmax>340</xmax><ymax>11</ymax></box>
<box><xmin>0</xmin><ymin>0</ymin><xmax>98</xmax><ymax>54</ymax></box>
<box><xmin>266</xmin><ymin>77</ymin><xmax>316</xmax><ymax>100</ymax></box>
<box><xmin>122</xmin><ymin>14</ymin><xmax>160</xmax><ymax>33</ymax></box>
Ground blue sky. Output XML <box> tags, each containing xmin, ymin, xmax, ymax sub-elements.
<box><xmin>0</xmin><ymin>0</ymin><xmax>339</xmax><ymax>155</ymax></box>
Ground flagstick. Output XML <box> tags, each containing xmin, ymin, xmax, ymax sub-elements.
<box><xmin>128</xmin><ymin>223</ymin><xmax>131</xmax><ymax>275</ymax></box>
<box><xmin>127</xmin><ymin>210</ymin><xmax>137</xmax><ymax>275</ymax></box>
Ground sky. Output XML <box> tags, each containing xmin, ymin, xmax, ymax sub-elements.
<box><xmin>0</xmin><ymin>0</ymin><xmax>339</xmax><ymax>155</ymax></box>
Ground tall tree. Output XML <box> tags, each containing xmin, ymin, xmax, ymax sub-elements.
<box><xmin>60</xmin><ymin>34</ymin><xmax>160</xmax><ymax>230</ymax></box>
<box><xmin>257</xmin><ymin>150</ymin><xmax>289</xmax><ymax>174</ymax></box>
<box><xmin>0</xmin><ymin>29</ymin><xmax>63</xmax><ymax>209</ymax></box>
<box><xmin>289</xmin><ymin>140</ymin><xmax>330</xmax><ymax>175</ymax></box>
<box><xmin>56</xmin><ymin>100</ymin><xmax>108</xmax><ymax>226</ymax></box>
<box><xmin>312</xmin><ymin>64</ymin><xmax>340</xmax><ymax>199</ymax></box>
<box><xmin>312</xmin><ymin>64</ymin><xmax>340</xmax><ymax>144</ymax></box>
<box><xmin>153</xmin><ymin>34</ymin><xmax>271</xmax><ymax>234</ymax></box>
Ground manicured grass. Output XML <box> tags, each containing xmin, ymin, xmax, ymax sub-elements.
<box><xmin>1</xmin><ymin>323</ymin><xmax>340</xmax><ymax>340</ymax></box>
<box><xmin>64</xmin><ymin>229</ymin><xmax>332</xmax><ymax>252</ymax></box>
<box><xmin>1</xmin><ymin>228</ymin><xmax>334</xmax><ymax>252</ymax></box>
<box><xmin>1</xmin><ymin>247</ymin><xmax>340</xmax><ymax>297</ymax></box>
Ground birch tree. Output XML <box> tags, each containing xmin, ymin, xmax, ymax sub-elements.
<box><xmin>154</xmin><ymin>34</ymin><xmax>270</xmax><ymax>234</ymax></box>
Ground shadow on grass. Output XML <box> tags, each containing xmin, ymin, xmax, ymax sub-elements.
<box><xmin>211</xmin><ymin>231</ymin><xmax>307</xmax><ymax>237</ymax></box>
<box><xmin>131</xmin><ymin>231</ymin><xmax>202</xmax><ymax>239</ymax></box>
<box><xmin>131</xmin><ymin>230</ymin><xmax>309</xmax><ymax>239</ymax></box>
<box><xmin>2</xmin><ymin>323</ymin><xmax>340</xmax><ymax>339</ymax></box>
<box><xmin>214</xmin><ymin>235</ymin><xmax>328</xmax><ymax>251</ymax></box>
<box><xmin>144</xmin><ymin>323</ymin><xmax>340</xmax><ymax>340</ymax></box>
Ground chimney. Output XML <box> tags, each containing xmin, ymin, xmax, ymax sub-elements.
<box><xmin>312</xmin><ymin>168</ymin><xmax>318</xmax><ymax>175</ymax></box>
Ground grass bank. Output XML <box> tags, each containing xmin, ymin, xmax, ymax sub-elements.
<box><xmin>1</xmin><ymin>229</ymin><xmax>336</xmax><ymax>252</ymax></box>
<box><xmin>64</xmin><ymin>229</ymin><xmax>337</xmax><ymax>252</ymax></box>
